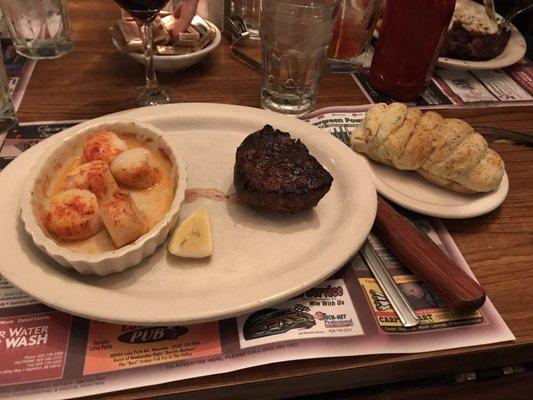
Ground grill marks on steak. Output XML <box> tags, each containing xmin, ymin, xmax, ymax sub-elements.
<box><xmin>234</xmin><ymin>125</ymin><xmax>333</xmax><ymax>212</ymax></box>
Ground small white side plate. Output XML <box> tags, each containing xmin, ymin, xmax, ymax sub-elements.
<box><xmin>361</xmin><ymin>157</ymin><xmax>509</xmax><ymax>219</ymax></box>
<box><xmin>437</xmin><ymin>27</ymin><xmax>526</xmax><ymax>71</ymax></box>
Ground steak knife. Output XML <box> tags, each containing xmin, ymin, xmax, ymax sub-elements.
<box><xmin>373</xmin><ymin>196</ymin><xmax>486</xmax><ymax>313</ymax></box>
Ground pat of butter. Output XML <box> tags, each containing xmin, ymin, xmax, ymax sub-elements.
<box><xmin>168</xmin><ymin>206</ymin><xmax>213</xmax><ymax>258</ymax></box>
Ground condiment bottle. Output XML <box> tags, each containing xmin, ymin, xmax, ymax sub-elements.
<box><xmin>369</xmin><ymin>0</ymin><xmax>455</xmax><ymax>101</ymax></box>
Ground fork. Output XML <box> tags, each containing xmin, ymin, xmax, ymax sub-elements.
<box><xmin>499</xmin><ymin>1</ymin><xmax>533</xmax><ymax>33</ymax></box>
<box><xmin>330</xmin><ymin>124</ymin><xmax>420</xmax><ymax>327</ymax></box>
<box><xmin>331</xmin><ymin>126</ymin><xmax>351</xmax><ymax>146</ymax></box>
<box><xmin>333</xmin><ymin>123</ymin><xmax>533</xmax><ymax>148</ymax></box>
<box><xmin>360</xmin><ymin>241</ymin><xmax>421</xmax><ymax>327</ymax></box>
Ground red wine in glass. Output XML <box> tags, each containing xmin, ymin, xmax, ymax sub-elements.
<box><xmin>112</xmin><ymin>0</ymin><xmax>185</xmax><ymax>106</ymax></box>
<box><xmin>114</xmin><ymin>0</ymin><xmax>169</xmax><ymax>21</ymax></box>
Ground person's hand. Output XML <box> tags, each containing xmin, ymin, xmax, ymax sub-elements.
<box><xmin>170</xmin><ymin>0</ymin><xmax>200</xmax><ymax>34</ymax></box>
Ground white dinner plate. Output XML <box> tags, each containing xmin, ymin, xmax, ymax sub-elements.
<box><xmin>360</xmin><ymin>157</ymin><xmax>509</xmax><ymax>219</ymax></box>
<box><xmin>0</xmin><ymin>103</ymin><xmax>377</xmax><ymax>325</ymax></box>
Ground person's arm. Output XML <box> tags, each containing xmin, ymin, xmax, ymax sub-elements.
<box><xmin>170</xmin><ymin>0</ymin><xmax>200</xmax><ymax>34</ymax></box>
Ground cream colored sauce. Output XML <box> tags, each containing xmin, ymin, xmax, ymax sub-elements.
<box><xmin>47</xmin><ymin>135</ymin><xmax>175</xmax><ymax>254</ymax></box>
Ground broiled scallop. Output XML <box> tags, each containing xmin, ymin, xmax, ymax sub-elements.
<box><xmin>83</xmin><ymin>131</ymin><xmax>127</xmax><ymax>163</ymax></box>
<box><xmin>100</xmin><ymin>190</ymin><xmax>148</xmax><ymax>247</ymax></box>
<box><xmin>44</xmin><ymin>189</ymin><xmax>102</xmax><ymax>241</ymax></box>
<box><xmin>64</xmin><ymin>160</ymin><xmax>118</xmax><ymax>201</ymax></box>
<box><xmin>110</xmin><ymin>148</ymin><xmax>161</xmax><ymax>189</ymax></box>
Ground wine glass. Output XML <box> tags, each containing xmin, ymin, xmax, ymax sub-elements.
<box><xmin>114</xmin><ymin>0</ymin><xmax>186</xmax><ymax>106</ymax></box>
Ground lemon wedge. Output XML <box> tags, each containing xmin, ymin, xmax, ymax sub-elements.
<box><xmin>168</xmin><ymin>206</ymin><xmax>213</xmax><ymax>258</ymax></box>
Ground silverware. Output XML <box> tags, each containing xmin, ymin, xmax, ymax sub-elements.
<box><xmin>473</xmin><ymin>125</ymin><xmax>533</xmax><ymax>148</ymax></box>
<box><xmin>227</xmin><ymin>15</ymin><xmax>262</xmax><ymax>72</ymax></box>
<box><xmin>499</xmin><ymin>1</ymin><xmax>533</xmax><ymax>32</ymax></box>
<box><xmin>330</xmin><ymin>126</ymin><xmax>419</xmax><ymax>327</ymax></box>
<box><xmin>231</xmin><ymin>45</ymin><xmax>261</xmax><ymax>72</ymax></box>
<box><xmin>360</xmin><ymin>242</ymin><xmax>421</xmax><ymax>327</ymax></box>
<box><xmin>328</xmin><ymin>121</ymin><xmax>523</xmax><ymax>319</ymax></box>
<box><xmin>483</xmin><ymin>0</ymin><xmax>498</xmax><ymax>24</ymax></box>
<box><xmin>331</xmin><ymin>126</ymin><xmax>351</xmax><ymax>145</ymax></box>
<box><xmin>227</xmin><ymin>14</ymin><xmax>250</xmax><ymax>42</ymax></box>
<box><xmin>332</xmin><ymin>120</ymin><xmax>532</xmax><ymax>149</ymax></box>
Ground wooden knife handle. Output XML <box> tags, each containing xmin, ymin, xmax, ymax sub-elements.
<box><xmin>373</xmin><ymin>197</ymin><xmax>486</xmax><ymax>313</ymax></box>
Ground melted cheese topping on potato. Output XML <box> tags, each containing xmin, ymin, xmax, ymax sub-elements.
<box><xmin>451</xmin><ymin>3</ymin><xmax>501</xmax><ymax>34</ymax></box>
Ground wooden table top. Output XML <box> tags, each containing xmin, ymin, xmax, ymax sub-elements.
<box><xmin>15</xmin><ymin>1</ymin><xmax>533</xmax><ymax>399</ymax></box>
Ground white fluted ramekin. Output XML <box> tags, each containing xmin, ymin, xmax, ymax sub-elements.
<box><xmin>20</xmin><ymin>120</ymin><xmax>187</xmax><ymax>276</ymax></box>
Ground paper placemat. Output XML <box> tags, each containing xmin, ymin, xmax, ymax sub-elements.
<box><xmin>0</xmin><ymin>119</ymin><xmax>514</xmax><ymax>400</ymax></box>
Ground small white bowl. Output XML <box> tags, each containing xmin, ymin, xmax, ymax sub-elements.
<box><xmin>114</xmin><ymin>23</ymin><xmax>221</xmax><ymax>72</ymax></box>
<box><xmin>20</xmin><ymin>121</ymin><xmax>187</xmax><ymax>276</ymax></box>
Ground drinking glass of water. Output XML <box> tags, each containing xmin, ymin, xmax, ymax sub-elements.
<box><xmin>0</xmin><ymin>0</ymin><xmax>74</xmax><ymax>59</ymax></box>
<box><xmin>0</xmin><ymin>46</ymin><xmax>17</xmax><ymax>132</ymax></box>
<box><xmin>260</xmin><ymin>0</ymin><xmax>340</xmax><ymax>116</ymax></box>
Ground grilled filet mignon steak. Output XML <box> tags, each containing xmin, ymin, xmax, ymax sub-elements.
<box><xmin>234</xmin><ymin>125</ymin><xmax>333</xmax><ymax>212</ymax></box>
